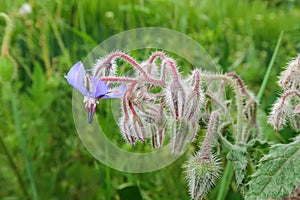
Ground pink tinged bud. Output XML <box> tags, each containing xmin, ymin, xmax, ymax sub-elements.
<box><xmin>155</xmin><ymin>114</ymin><xmax>167</xmax><ymax>148</ymax></box>
<box><xmin>131</xmin><ymin>115</ymin><xmax>146</xmax><ymax>142</ymax></box>
<box><xmin>150</xmin><ymin>125</ymin><xmax>158</xmax><ymax>148</ymax></box>
<box><xmin>294</xmin><ymin>104</ymin><xmax>300</xmax><ymax>114</ymax></box>
<box><xmin>120</xmin><ymin>116</ymin><xmax>136</xmax><ymax>145</ymax></box>
<box><xmin>184</xmin><ymin>91</ymin><xmax>202</xmax><ymax>122</ymax></box>
<box><xmin>201</xmin><ymin>111</ymin><xmax>219</xmax><ymax>158</ymax></box>
<box><xmin>278</xmin><ymin>57</ymin><xmax>300</xmax><ymax>90</ymax></box>
<box><xmin>139</xmin><ymin>103</ymin><xmax>166</xmax><ymax>148</ymax></box>
<box><xmin>141</xmin><ymin>62</ymin><xmax>159</xmax><ymax>78</ymax></box>
<box><xmin>152</xmin><ymin>111</ymin><xmax>167</xmax><ymax>148</ymax></box>
<box><xmin>150</xmin><ymin>123</ymin><xmax>166</xmax><ymax>149</ymax></box>
<box><xmin>243</xmin><ymin>98</ymin><xmax>258</xmax><ymax>127</ymax></box>
<box><xmin>127</xmin><ymin>100</ymin><xmax>147</xmax><ymax>142</ymax></box>
<box><xmin>93</xmin><ymin>57</ymin><xmax>116</xmax><ymax>77</ymax></box>
<box><xmin>170</xmin><ymin>119</ymin><xmax>194</xmax><ymax>154</ymax></box>
<box><xmin>267</xmin><ymin>99</ymin><xmax>287</xmax><ymax>130</ymax></box>
<box><xmin>289</xmin><ymin>114</ymin><xmax>300</xmax><ymax>131</ymax></box>
<box><xmin>167</xmin><ymin>81</ymin><xmax>187</xmax><ymax>120</ymax></box>
<box><xmin>183</xmin><ymin>70</ymin><xmax>204</xmax><ymax>128</ymax></box>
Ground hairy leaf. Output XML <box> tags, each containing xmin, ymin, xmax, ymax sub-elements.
<box><xmin>245</xmin><ymin>135</ymin><xmax>300</xmax><ymax>200</ymax></box>
<box><xmin>247</xmin><ymin>139</ymin><xmax>270</xmax><ymax>167</ymax></box>
<box><xmin>226</xmin><ymin>143</ymin><xmax>248</xmax><ymax>188</ymax></box>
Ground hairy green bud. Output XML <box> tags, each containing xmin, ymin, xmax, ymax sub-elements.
<box><xmin>184</xmin><ymin>152</ymin><xmax>221</xmax><ymax>200</ymax></box>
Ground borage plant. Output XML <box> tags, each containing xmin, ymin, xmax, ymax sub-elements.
<box><xmin>66</xmin><ymin>51</ymin><xmax>300</xmax><ymax>200</ymax></box>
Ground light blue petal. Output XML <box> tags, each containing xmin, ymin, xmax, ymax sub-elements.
<box><xmin>102</xmin><ymin>84</ymin><xmax>126</xmax><ymax>99</ymax></box>
<box><xmin>89</xmin><ymin>76</ymin><xmax>109</xmax><ymax>98</ymax></box>
<box><xmin>65</xmin><ymin>61</ymin><xmax>88</xmax><ymax>95</ymax></box>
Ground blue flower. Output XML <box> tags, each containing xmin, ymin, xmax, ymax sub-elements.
<box><xmin>65</xmin><ymin>61</ymin><xmax>126</xmax><ymax>123</ymax></box>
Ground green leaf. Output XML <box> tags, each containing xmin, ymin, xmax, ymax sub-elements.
<box><xmin>27</xmin><ymin>63</ymin><xmax>54</xmax><ymax>113</ymax></box>
<box><xmin>246</xmin><ymin>135</ymin><xmax>300</xmax><ymax>200</ymax></box>
<box><xmin>247</xmin><ymin>139</ymin><xmax>270</xmax><ymax>167</ymax></box>
<box><xmin>226</xmin><ymin>143</ymin><xmax>248</xmax><ymax>188</ymax></box>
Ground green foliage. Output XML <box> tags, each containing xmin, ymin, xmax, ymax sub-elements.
<box><xmin>246</xmin><ymin>135</ymin><xmax>300</xmax><ymax>199</ymax></box>
<box><xmin>226</xmin><ymin>143</ymin><xmax>248</xmax><ymax>188</ymax></box>
<box><xmin>0</xmin><ymin>0</ymin><xmax>300</xmax><ymax>199</ymax></box>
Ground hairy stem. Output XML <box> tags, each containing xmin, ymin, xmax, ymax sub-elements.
<box><xmin>226</xmin><ymin>72</ymin><xmax>248</xmax><ymax>96</ymax></box>
<box><xmin>203</xmin><ymin>74</ymin><xmax>244</xmax><ymax>142</ymax></box>
<box><xmin>192</xmin><ymin>70</ymin><xmax>200</xmax><ymax>92</ymax></box>
<box><xmin>201</xmin><ymin>111</ymin><xmax>219</xmax><ymax>158</ymax></box>
<box><xmin>100</xmin><ymin>76</ymin><xmax>166</xmax><ymax>88</ymax></box>
<box><xmin>106</xmin><ymin>51</ymin><xmax>148</xmax><ymax>77</ymax></box>
<box><xmin>148</xmin><ymin>51</ymin><xmax>167</xmax><ymax>63</ymax></box>
<box><xmin>281</xmin><ymin>89</ymin><xmax>300</xmax><ymax>102</ymax></box>
<box><xmin>163</xmin><ymin>58</ymin><xmax>180</xmax><ymax>81</ymax></box>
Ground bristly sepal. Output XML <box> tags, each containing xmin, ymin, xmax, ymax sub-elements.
<box><xmin>184</xmin><ymin>152</ymin><xmax>222</xmax><ymax>200</ymax></box>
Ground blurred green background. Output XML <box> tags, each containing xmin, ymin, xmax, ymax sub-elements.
<box><xmin>0</xmin><ymin>0</ymin><xmax>300</xmax><ymax>199</ymax></box>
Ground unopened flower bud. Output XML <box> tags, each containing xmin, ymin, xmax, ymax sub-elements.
<box><xmin>289</xmin><ymin>114</ymin><xmax>300</xmax><ymax>131</ymax></box>
<box><xmin>141</xmin><ymin>61</ymin><xmax>159</xmax><ymax>78</ymax></box>
<box><xmin>166</xmin><ymin>81</ymin><xmax>187</xmax><ymax>120</ymax></box>
<box><xmin>170</xmin><ymin>119</ymin><xmax>194</xmax><ymax>154</ymax></box>
<box><xmin>131</xmin><ymin>114</ymin><xmax>146</xmax><ymax>142</ymax></box>
<box><xmin>278</xmin><ymin>55</ymin><xmax>300</xmax><ymax>90</ymax></box>
<box><xmin>268</xmin><ymin>98</ymin><xmax>288</xmax><ymax>130</ymax></box>
<box><xmin>184</xmin><ymin>91</ymin><xmax>203</xmax><ymax>123</ymax></box>
<box><xmin>119</xmin><ymin>116</ymin><xmax>136</xmax><ymax>145</ymax></box>
<box><xmin>150</xmin><ymin>123</ymin><xmax>166</xmax><ymax>148</ymax></box>
<box><xmin>294</xmin><ymin>103</ymin><xmax>300</xmax><ymax>114</ymax></box>
<box><xmin>147</xmin><ymin>105</ymin><xmax>167</xmax><ymax>148</ymax></box>
<box><xmin>184</xmin><ymin>152</ymin><xmax>221</xmax><ymax>200</ymax></box>
<box><xmin>93</xmin><ymin>57</ymin><xmax>116</xmax><ymax>77</ymax></box>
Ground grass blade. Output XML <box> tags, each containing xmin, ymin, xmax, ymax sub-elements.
<box><xmin>10</xmin><ymin>85</ymin><xmax>38</xmax><ymax>200</ymax></box>
<box><xmin>257</xmin><ymin>31</ymin><xmax>284</xmax><ymax>102</ymax></box>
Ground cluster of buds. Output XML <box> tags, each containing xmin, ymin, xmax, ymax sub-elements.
<box><xmin>268</xmin><ymin>55</ymin><xmax>300</xmax><ymax>130</ymax></box>
<box><xmin>86</xmin><ymin>51</ymin><xmax>204</xmax><ymax>152</ymax></box>
<box><xmin>65</xmin><ymin>51</ymin><xmax>260</xmax><ymax>199</ymax></box>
